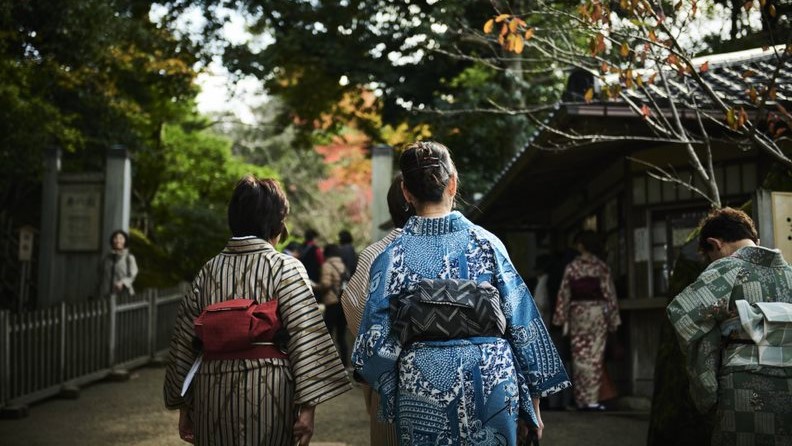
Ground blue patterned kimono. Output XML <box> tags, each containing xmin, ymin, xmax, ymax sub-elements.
<box><xmin>352</xmin><ymin>212</ymin><xmax>570</xmax><ymax>445</ymax></box>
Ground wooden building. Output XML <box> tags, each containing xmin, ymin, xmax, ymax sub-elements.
<box><xmin>468</xmin><ymin>46</ymin><xmax>790</xmax><ymax>398</ymax></box>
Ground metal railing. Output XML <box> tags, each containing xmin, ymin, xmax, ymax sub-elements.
<box><xmin>0</xmin><ymin>285</ymin><xmax>184</xmax><ymax>409</ymax></box>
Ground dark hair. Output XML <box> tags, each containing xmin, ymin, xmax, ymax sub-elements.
<box><xmin>338</xmin><ymin>230</ymin><xmax>353</xmax><ymax>245</ymax></box>
<box><xmin>574</xmin><ymin>230</ymin><xmax>603</xmax><ymax>258</ymax></box>
<box><xmin>698</xmin><ymin>207</ymin><xmax>758</xmax><ymax>253</ymax></box>
<box><xmin>110</xmin><ymin>230</ymin><xmax>128</xmax><ymax>248</ymax></box>
<box><xmin>304</xmin><ymin>229</ymin><xmax>319</xmax><ymax>242</ymax></box>
<box><xmin>387</xmin><ymin>173</ymin><xmax>415</xmax><ymax>228</ymax></box>
<box><xmin>399</xmin><ymin>140</ymin><xmax>456</xmax><ymax>204</ymax></box>
<box><xmin>227</xmin><ymin>175</ymin><xmax>289</xmax><ymax>240</ymax></box>
<box><xmin>284</xmin><ymin>241</ymin><xmax>301</xmax><ymax>252</ymax></box>
<box><xmin>324</xmin><ymin>243</ymin><xmax>341</xmax><ymax>258</ymax></box>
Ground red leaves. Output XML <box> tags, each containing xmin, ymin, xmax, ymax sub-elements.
<box><xmin>726</xmin><ymin>107</ymin><xmax>749</xmax><ymax>130</ymax></box>
<box><xmin>484</xmin><ymin>14</ymin><xmax>531</xmax><ymax>54</ymax></box>
<box><xmin>483</xmin><ymin>19</ymin><xmax>494</xmax><ymax>34</ymax></box>
<box><xmin>619</xmin><ymin>42</ymin><xmax>630</xmax><ymax>58</ymax></box>
<box><xmin>640</xmin><ymin>104</ymin><xmax>652</xmax><ymax>118</ymax></box>
<box><xmin>726</xmin><ymin>108</ymin><xmax>737</xmax><ymax>129</ymax></box>
<box><xmin>584</xmin><ymin>87</ymin><xmax>594</xmax><ymax>103</ymax></box>
<box><xmin>747</xmin><ymin>86</ymin><xmax>758</xmax><ymax>104</ymax></box>
<box><xmin>590</xmin><ymin>33</ymin><xmax>606</xmax><ymax>56</ymax></box>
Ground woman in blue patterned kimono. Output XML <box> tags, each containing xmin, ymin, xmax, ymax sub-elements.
<box><xmin>352</xmin><ymin>141</ymin><xmax>570</xmax><ymax>445</ymax></box>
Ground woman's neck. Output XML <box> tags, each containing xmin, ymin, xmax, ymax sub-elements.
<box><xmin>415</xmin><ymin>200</ymin><xmax>452</xmax><ymax>218</ymax></box>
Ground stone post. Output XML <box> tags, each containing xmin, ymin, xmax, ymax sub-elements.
<box><xmin>370</xmin><ymin>145</ymin><xmax>394</xmax><ymax>242</ymax></box>
<box><xmin>37</xmin><ymin>147</ymin><xmax>61</xmax><ymax>308</ymax></box>
<box><xmin>102</xmin><ymin>145</ymin><xmax>131</xmax><ymax>241</ymax></box>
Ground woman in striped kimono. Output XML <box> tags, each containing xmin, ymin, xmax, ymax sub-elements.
<box><xmin>341</xmin><ymin>174</ymin><xmax>414</xmax><ymax>446</ymax></box>
<box><xmin>164</xmin><ymin>176</ymin><xmax>351</xmax><ymax>446</ymax></box>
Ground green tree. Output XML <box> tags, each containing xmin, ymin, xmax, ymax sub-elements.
<box><xmin>0</xmin><ymin>0</ymin><xmax>292</xmax><ymax>294</ymax></box>
<box><xmin>0</xmin><ymin>0</ymin><xmax>198</xmax><ymax>220</ymax></box>
<box><xmin>158</xmin><ymin>0</ymin><xmax>565</xmax><ymax>197</ymax></box>
<box><xmin>216</xmin><ymin>98</ymin><xmax>374</xmax><ymax>247</ymax></box>
<box><xmin>135</xmin><ymin>116</ymin><xmax>277</xmax><ymax>284</ymax></box>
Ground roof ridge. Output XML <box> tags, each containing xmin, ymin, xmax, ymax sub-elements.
<box><xmin>691</xmin><ymin>44</ymin><xmax>787</xmax><ymax>68</ymax></box>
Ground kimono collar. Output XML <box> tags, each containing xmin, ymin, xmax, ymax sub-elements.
<box><xmin>403</xmin><ymin>211</ymin><xmax>471</xmax><ymax>236</ymax></box>
<box><xmin>222</xmin><ymin>237</ymin><xmax>275</xmax><ymax>254</ymax></box>
<box><xmin>732</xmin><ymin>245</ymin><xmax>787</xmax><ymax>268</ymax></box>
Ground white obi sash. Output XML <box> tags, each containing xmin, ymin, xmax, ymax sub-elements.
<box><xmin>735</xmin><ymin>300</ymin><xmax>792</xmax><ymax>367</ymax></box>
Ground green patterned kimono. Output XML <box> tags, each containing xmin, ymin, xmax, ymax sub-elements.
<box><xmin>667</xmin><ymin>246</ymin><xmax>792</xmax><ymax>445</ymax></box>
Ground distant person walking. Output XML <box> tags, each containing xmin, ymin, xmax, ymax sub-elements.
<box><xmin>667</xmin><ymin>208</ymin><xmax>792</xmax><ymax>445</ymax></box>
<box><xmin>163</xmin><ymin>176</ymin><xmax>351</xmax><ymax>446</ymax></box>
<box><xmin>283</xmin><ymin>240</ymin><xmax>302</xmax><ymax>259</ymax></box>
<box><xmin>98</xmin><ymin>229</ymin><xmax>138</xmax><ymax>299</ymax></box>
<box><xmin>553</xmin><ymin>230</ymin><xmax>621</xmax><ymax>411</ymax></box>
<box><xmin>299</xmin><ymin>229</ymin><xmax>324</xmax><ymax>284</ymax></box>
<box><xmin>319</xmin><ymin>243</ymin><xmax>350</xmax><ymax>367</ymax></box>
<box><xmin>341</xmin><ymin>173</ymin><xmax>413</xmax><ymax>446</ymax></box>
<box><xmin>337</xmin><ymin>229</ymin><xmax>358</xmax><ymax>276</ymax></box>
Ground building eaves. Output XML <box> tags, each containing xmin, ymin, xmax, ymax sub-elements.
<box><xmin>469</xmin><ymin>45</ymin><xmax>791</xmax><ymax>220</ymax></box>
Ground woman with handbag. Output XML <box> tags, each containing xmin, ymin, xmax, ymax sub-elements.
<box><xmin>163</xmin><ymin>176</ymin><xmax>351</xmax><ymax>446</ymax></box>
<box><xmin>352</xmin><ymin>141</ymin><xmax>570</xmax><ymax>445</ymax></box>
<box><xmin>318</xmin><ymin>243</ymin><xmax>350</xmax><ymax>367</ymax></box>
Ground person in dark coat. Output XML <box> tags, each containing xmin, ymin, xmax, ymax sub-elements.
<box><xmin>299</xmin><ymin>229</ymin><xmax>324</xmax><ymax>283</ymax></box>
<box><xmin>337</xmin><ymin>230</ymin><xmax>357</xmax><ymax>276</ymax></box>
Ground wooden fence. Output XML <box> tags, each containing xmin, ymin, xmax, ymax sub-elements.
<box><xmin>0</xmin><ymin>285</ymin><xmax>184</xmax><ymax>410</ymax></box>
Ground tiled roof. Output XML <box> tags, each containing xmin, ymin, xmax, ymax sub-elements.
<box><xmin>617</xmin><ymin>45</ymin><xmax>792</xmax><ymax>108</ymax></box>
<box><xmin>469</xmin><ymin>45</ymin><xmax>789</xmax><ymax>218</ymax></box>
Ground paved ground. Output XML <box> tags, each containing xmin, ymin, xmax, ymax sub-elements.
<box><xmin>0</xmin><ymin>365</ymin><xmax>649</xmax><ymax>445</ymax></box>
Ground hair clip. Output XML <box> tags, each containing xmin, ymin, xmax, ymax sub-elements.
<box><xmin>403</xmin><ymin>162</ymin><xmax>442</xmax><ymax>174</ymax></box>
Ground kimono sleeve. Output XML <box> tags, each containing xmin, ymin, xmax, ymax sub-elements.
<box><xmin>163</xmin><ymin>272</ymin><xmax>204</xmax><ymax>410</ymax></box>
<box><xmin>599</xmin><ymin>264</ymin><xmax>621</xmax><ymax>332</ymax></box>
<box><xmin>276</xmin><ymin>257</ymin><xmax>351</xmax><ymax>407</ymax></box>
<box><xmin>666</xmin><ymin>261</ymin><xmax>738</xmax><ymax>413</ymax></box>
<box><xmin>351</xmin><ymin>251</ymin><xmax>401</xmax><ymax>422</ymax></box>
<box><xmin>491</xmin><ymin>242</ymin><xmax>571</xmax><ymax>402</ymax></box>
<box><xmin>341</xmin><ymin>244</ymin><xmax>378</xmax><ymax>334</ymax></box>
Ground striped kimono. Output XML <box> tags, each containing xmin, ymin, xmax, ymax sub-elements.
<box><xmin>341</xmin><ymin>228</ymin><xmax>402</xmax><ymax>446</ymax></box>
<box><xmin>164</xmin><ymin>237</ymin><xmax>351</xmax><ymax>445</ymax></box>
<box><xmin>353</xmin><ymin>212</ymin><xmax>570</xmax><ymax>445</ymax></box>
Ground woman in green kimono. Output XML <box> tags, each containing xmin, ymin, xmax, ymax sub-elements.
<box><xmin>667</xmin><ymin>207</ymin><xmax>792</xmax><ymax>445</ymax></box>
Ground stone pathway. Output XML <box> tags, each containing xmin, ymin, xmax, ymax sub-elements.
<box><xmin>0</xmin><ymin>365</ymin><xmax>367</xmax><ymax>446</ymax></box>
<box><xmin>0</xmin><ymin>365</ymin><xmax>649</xmax><ymax>445</ymax></box>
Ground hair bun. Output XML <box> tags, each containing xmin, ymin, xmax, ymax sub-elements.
<box><xmin>399</xmin><ymin>141</ymin><xmax>455</xmax><ymax>204</ymax></box>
